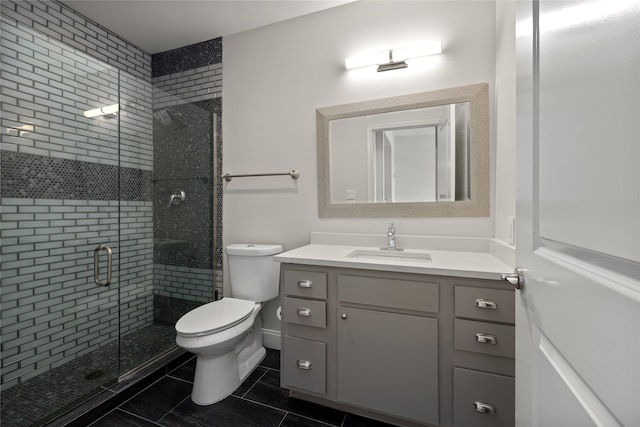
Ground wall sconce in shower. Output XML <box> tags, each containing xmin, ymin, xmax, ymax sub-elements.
<box><xmin>345</xmin><ymin>42</ymin><xmax>442</xmax><ymax>72</ymax></box>
<box><xmin>83</xmin><ymin>103</ymin><xmax>119</xmax><ymax>119</ymax></box>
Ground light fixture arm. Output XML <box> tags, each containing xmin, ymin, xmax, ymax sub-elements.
<box><xmin>377</xmin><ymin>49</ymin><xmax>408</xmax><ymax>72</ymax></box>
<box><xmin>345</xmin><ymin>41</ymin><xmax>442</xmax><ymax>72</ymax></box>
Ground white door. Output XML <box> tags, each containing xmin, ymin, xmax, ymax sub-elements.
<box><xmin>515</xmin><ymin>1</ymin><xmax>640</xmax><ymax>426</ymax></box>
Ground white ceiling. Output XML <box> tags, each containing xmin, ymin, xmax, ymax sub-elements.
<box><xmin>60</xmin><ymin>0</ymin><xmax>354</xmax><ymax>54</ymax></box>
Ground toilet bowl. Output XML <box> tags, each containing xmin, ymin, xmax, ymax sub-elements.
<box><xmin>176</xmin><ymin>298</ymin><xmax>265</xmax><ymax>405</ymax></box>
<box><xmin>175</xmin><ymin>244</ymin><xmax>282</xmax><ymax>405</ymax></box>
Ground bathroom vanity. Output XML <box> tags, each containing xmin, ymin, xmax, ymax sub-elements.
<box><xmin>276</xmin><ymin>236</ymin><xmax>515</xmax><ymax>427</ymax></box>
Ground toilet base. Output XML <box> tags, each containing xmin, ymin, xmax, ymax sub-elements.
<box><xmin>190</xmin><ymin>312</ymin><xmax>266</xmax><ymax>405</ymax></box>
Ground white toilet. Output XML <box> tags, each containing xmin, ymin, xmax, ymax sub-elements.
<box><xmin>175</xmin><ymin>243</ymin><xmax>282</xmax><ymax>405</ymax></box>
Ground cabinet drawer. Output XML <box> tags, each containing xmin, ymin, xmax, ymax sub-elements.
<box><xmin>453</xmin><ymin>368</ymin><xmax>514</xmax><ymax>427</ymax></box>
<box><xmin>455</xmin><ymin>286</ymin><xmax>514</xmax><ymax>324</ymax></box>
<box><xmin>284</xmin><ymin>269</ymin><xmax>327</xmax><ymax>299</ymax></box>
<box><xmin>338</xmin><ymin>274</ymin><xmax>439</xmax><ymax>314</ymax></box>
<box><xmin>454</xmin><ymin>319</ymin><xmax>515</xmax><ymax>359</ymax></box>
<box><xmin>282</xmin><ymin>335</ymin><xmax>326</xmax><ymax>395</ymax></box>
<box><xmin>283</xmin><ymin>297</ymin><xmax>326</xmax><ymax>328</ymax></box>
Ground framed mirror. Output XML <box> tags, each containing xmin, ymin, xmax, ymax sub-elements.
<box><xmin>317</xmin><ymin>83</ymin><xmax>489</xmax><ymax>218</ymax></box>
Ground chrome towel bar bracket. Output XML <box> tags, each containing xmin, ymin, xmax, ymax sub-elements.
<box><xmin>221</xmin><ymin>170</ymin><xmax>300</xmax><ymax>182</ymax></box>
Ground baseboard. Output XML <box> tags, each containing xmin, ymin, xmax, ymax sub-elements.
<box><xmin>262</xmin><ymin>328</ymin><xmax>281</xmax><ymax>350</ymax></box>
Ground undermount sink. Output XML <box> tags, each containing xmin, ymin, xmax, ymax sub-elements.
<box><xmin>346</xmin><ymin>249</ymin><xmax>432</xmax><ymax>263</ymax></box>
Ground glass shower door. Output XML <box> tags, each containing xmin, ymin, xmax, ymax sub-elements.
<box><xmin>0</xmin><ymin>18</ymin><xmax>123</xmax><ymax>426</ymax></box>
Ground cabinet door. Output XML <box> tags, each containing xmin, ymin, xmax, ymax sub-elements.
<box><xmin>337</xmin><ymin>307</ymin><xmax>438</xmax><ymax>425</ymax></box>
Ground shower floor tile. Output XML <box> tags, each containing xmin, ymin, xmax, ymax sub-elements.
<box><xmin>0</xmin><ymin>323</ymin><xmax>176</xmax><ymax>427</ymax></box>
<box><xmin>89</xmin><ymin>349</ymin><xmax>399</xmax><ymax>427</ymax></box>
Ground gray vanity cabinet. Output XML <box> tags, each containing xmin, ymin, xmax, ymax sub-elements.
<box><xmin>336</xmin><ymin>273</ymin><xmax>439</xmax><ymax>425</ymax></box>
<box><xmin>281</xmin><ymin>268</ymin><xmax>330</xmax><ymax>397</ymax></box>
<box><xmin>452</xmin><ymin>285</ymin><xmax>515</xmax><ymax>427</ymax></box>
<box><xmin>337</xmin><ymin>307</ymin><xmax>439</xmax><ymax>425</ymax></box>
<box><xmin>280</xmin><ymin>264</ymin><xmax>515</xmax><ymax>427</ymax></box>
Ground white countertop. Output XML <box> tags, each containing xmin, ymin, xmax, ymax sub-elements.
<box><xmin>274</xmin><ymin>242</ymin><xmax>514</xmax><ymax>281</ymax></box>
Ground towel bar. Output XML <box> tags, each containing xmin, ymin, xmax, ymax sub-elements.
<box><xmin>221</xmin><ymin>170</ymin><xmax>300</xmax><ymax>182</ymax></box>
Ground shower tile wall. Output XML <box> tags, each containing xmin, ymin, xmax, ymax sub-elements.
<box><xmin>151</xmin><ymin>40</ymin><xmax>223</xmax><ymax>324</ymax></box>
<box><xmin>0</xmin><ymin>0</ymin><xmax>153</xmax><ymax>391</ymax></box>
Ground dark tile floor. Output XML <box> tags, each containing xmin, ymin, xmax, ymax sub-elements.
<box><xmin>89</xmin><ymin>349</ymin><xmax>396</xmax><ymax>427</ymax></box>
<box><xmin>1</xmin><ymin>324</ymin><xmax>177</xmax><ymax>427</ymax></box>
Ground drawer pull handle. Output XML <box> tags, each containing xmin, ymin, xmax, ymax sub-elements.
<box><xmin>297</xmin><ymin>360</ymin><xmax>312</xmax><ymax>370</ymax></box>
<box><xmin>473</xmin><ymin>401</ymin><xmax>496</xmax><ymax>414</ymax></box>
<box><xmin>474</xmin><ymin>298</ymin><xmax>497</xmax><ymax>309</ymax></box>
<box><xmin>297</xmin><ymin>308</ymin><xmax>312</xmax><ymax>317</ymax></box>
<box><xmin>474</xmin><ymin>332</ymin><xmax>497</xmax><ymax>345</ymax></box>
<box><xmin>297</xmin><ymin>280</ymin><xmax>313</xmax><ymax>288</ymax></box>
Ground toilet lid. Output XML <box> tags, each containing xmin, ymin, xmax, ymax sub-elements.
<box><xmin>175</xmin><ymin>298</ymin><xmax>255</xmax><ymax>337</ymax></box>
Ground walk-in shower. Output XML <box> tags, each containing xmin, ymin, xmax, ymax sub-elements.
<box><xmin>0</xmin><ymin>11</ymin><xmax>221</xmax><ymax>426</ymax></box>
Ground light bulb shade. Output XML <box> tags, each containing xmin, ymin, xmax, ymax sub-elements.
<box><xmin>83</xmin><ymin>103</ymin><xmax>119</xmax><ymax>118</ymax></box>
<box><xmin>393</xmin><ymin>41</ymin><xmax>442</xmax><ymax>62</ymax></box>
<box><xmin>345</xmin><ymin>41</ymin><xmax>442</xmax><ymax>70</ymax></box>
<box><xmin>345</xmin><ymin>50</ymin><xmax>389</xmax><ymax>70</ymax></box>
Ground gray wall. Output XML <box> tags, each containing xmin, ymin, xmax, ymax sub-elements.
<box><xmin>223</xmin><ymin>0</ymin><xmax>498</xmax><ymax>336</ymax></box>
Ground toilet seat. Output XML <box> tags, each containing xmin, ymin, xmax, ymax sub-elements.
<box><xmin>175</xmin><ymin>298</ymin><xmax>256</xmax><ymax>338</ymax></box>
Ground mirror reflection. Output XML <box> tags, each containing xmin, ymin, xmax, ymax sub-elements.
<box><xmin>317</xmin><ymin>83</ymin><xmax>489</xmax><ymax>218</ymax></box>
<box><xmin>329</xmin><ymin>102</ymin><xmax>470</xmax><ymax>204</ymax></box>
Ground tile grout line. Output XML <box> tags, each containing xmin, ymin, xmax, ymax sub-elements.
<box><xmin>112</xmin><ymin>407</ymin><xmax>164</xmax><ymax>426</ymax></box>
<box><xmin>234</xmin><ymin>368</ymin><xmax>345</xmax><ymax>427</ymax></box>
<box><xmin>165</xmin><ymin>373</ymin><xmax>195</xmax><ymax>385</ymax></box>
<box><xmin>238</xmin><ymin>367</ymin><xmax>271</xmax><ymax>398</ymax></box>
<box><xmin>104</xmin><ymin>352</ymin><xmax>355</xmax><ymax>427</ymax></box>
<box><xmin>156</xmin><ymin>394</ymin><xmax>192</xmax><ymax>425</ymax></box>
<box><xmin>228</xmin><ymin>394</ymin><xmax>288</xmax><ymax>419</ymax></box>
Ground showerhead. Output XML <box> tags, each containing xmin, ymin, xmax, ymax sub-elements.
<box><xmin>153</xmin><ymin>108</ymin><xmax>187</xmax><ymax>130</ymax></box>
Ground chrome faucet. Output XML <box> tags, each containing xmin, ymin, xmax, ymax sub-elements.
<box><xmin>381</xmin><ymin>222</ymin><xmax>403</xmax><ymax>251</ymax></box>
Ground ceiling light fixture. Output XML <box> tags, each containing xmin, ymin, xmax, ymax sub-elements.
<box><xmin>345</xmin><ymin>41</ymin><xmax>442</xmax><ymax>72</ymax></box>
<box><xmin>83</xmin><ymin>103</ymin><xmax>119</xmax><ymax>118</ymax></box>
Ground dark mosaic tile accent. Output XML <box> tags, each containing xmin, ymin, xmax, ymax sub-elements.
<box><xmin>152</xmin><ymin>98</ymin><xmax>222</xmax><ymax>271</ymax></box>
<box><xmin>0</xmin><ymin>324</ymin><xmax>176</xmax><ymax>427</ymax></box>
<box><xmin>151</xmin><ymin>37</ymin><xmax>222</xmax><ymax>78</ymax></box>
<box><xmin>120</xmin><ymin>168</ymin><xmax>154</xmax><ymax>202</ymax></box>
<box><xmin>197</xmin><ymin>98</ymin><xmax>224</xmax><ymax>271</ymax></box>
<box><xmin>0</xmin><ymin>151</ymin><xmax>152</xmax><ymax>201</ymax></box>
<box><xmin>153</xmin><ymin>294</ymin><xmax>204</xmax><ymax>327</ymax></box>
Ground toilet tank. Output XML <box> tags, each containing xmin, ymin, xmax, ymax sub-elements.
<box><xmin>226</xmin><ymin>244</ymin><xmax>283</xmax><ymax>302</ymax></box>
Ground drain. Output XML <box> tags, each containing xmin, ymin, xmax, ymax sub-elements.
<box><xmin>84</xmin><ymin>369</ymin><xmax>106</xmax><ymax>381</ymax></box>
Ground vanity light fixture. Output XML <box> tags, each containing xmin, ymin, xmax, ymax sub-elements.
<box><xmin>83</xmin><ymin>103</ymin><xmax>119</xmax><ymax>118</ymax></box>
<box><xmin>345</xmin><ymin>42</ymin><xmax>442</xmax><ymax>72</ymax></box>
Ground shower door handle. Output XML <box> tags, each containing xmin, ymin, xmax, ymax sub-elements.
<box><xmin>94</xmin><ymin>244</ymin><xmax>113</xmax><ymax>287</ymax></box>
